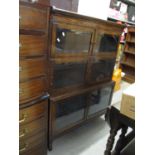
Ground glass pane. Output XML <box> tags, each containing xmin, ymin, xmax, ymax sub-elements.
<box><xmin>90</xmin><ymin>59</ymin><xmax>115</xmax><ymax>82</ymax></box>
<box><xmin>88</xmin><ymin>85</ymin><xmax>113</xmax><ymax>116</ymax></box>
<box><xmin>53</xmin><ymin>62</ymin><xmax>86</xmax><ymax>89</ymax></box>
<box><xmin>55</xmin><ymin>95</ymin><xmax>86</xmax><ymax>131</ymax></box>
<box><xmin>55</xmin><ymin>27</ymin><xmax>91</xmax><ymax>53</ymax></box>
<box><xmin>95</xmin><ymin>34</ymin><xmax>119</xmax><ymax>53</ymax></box>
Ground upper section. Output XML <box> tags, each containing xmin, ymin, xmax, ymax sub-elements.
<box><xmin>49</xmin><ymin>7</ymin><xmax>125</xmax><ymax>93</ymax></box>
<box><xmin>51</xmin><ymin>6</ymin><xmax>125</xmax><ymax>31</ymax></box>
<box><xmin>50</xmin><ymin>6</ymin><xmax>125</xmax><ymax>60</ymax></box>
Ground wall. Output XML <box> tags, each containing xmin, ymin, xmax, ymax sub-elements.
<box><xmin>51</xmin><ymin>0</ymin><xmax>79</xmax><ymax>12</ymax></box>
<box><xmin>78</xmin><ymin>0</ymin><xmax>111</xmax><ymax>20</ymax></box>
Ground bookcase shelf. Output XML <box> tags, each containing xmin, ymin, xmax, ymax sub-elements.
<box><xmin>124</xmin><ymin>50</ymin><xmax>135</xmax><ymax>55</ymax></box>
<box><xmin>121</xmin><ymin>61</ymin><xmax>135</xmax><ymax>68</ymax></box>
<box><xmin>120</xmin><ymin>26</ymin><xmax>135</xmax><ymax>83</ymax></box>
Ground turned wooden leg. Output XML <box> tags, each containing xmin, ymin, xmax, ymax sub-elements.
<box><xmin>113</xmin><ymin>126</ymin><xmax>128</xmax><ymax>155</ymax></box>
<box><xmin>104</xmin><ymin>128</ymin><xmax>118</xmax><ymax>155</ymax></box>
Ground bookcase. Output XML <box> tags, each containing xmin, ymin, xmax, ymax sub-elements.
<box><xmin>48</xmin><ymin>7</ymin><xmax>124</xmax><ymax>149</ymax></box>
<box><xmin>121</xmin><ymin>26</ymin><xmax>135</xmax><ymax>83</ymax></box>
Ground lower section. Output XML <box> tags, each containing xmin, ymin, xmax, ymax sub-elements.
<box><xmin>54</xmin><ymin>95</ymin><xmax>86</xmax><ymax>132</ymax></box>
<box><xmin>48</xmin><ymin>81</ymin><xmax>114</xmax><ymax>150</ymax></box>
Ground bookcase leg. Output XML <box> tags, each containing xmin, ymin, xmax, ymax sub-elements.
<box><xmin>48</xmin><ymin>142</ymin><xmax>53</xmax><ymax>151</ymax></box>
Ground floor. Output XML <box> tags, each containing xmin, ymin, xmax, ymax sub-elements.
<box><xmin>48</xmin><ymin>81</ymin><xmax>130</xmax><ymax>155</ymax></box>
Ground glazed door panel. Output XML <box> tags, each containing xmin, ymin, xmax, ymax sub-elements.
<box><xmin>90</xmin><ymin>58</ymin><xmax>115</xmax><ymax>83</ymax></box>
<box><xmin>94</xmin><ymin>33</ymin><xmax>119</xmax><ymax>53</ymax></box>
<box><xmin>88</xmin><ymin>83</ymin><xmax>114</xmax><ymax>116</ymax></box>
<box><xmin>52</xmin><ymin>61</ymin><xmax>87</xmax><ymax>89</ymax></box>
<box><xmin>51</xmin><ymin>23</ymin><xmax>94</xmax><ymax>56</ymax></box>
<box><xmin>53</xmin><ymin>95</ymin><xmax>87</xmax><ymax>133</ymax></box>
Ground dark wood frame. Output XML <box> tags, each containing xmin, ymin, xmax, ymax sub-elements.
<box><xmin>51</xmin><ymin>22</ymin><xmax>94</xmax><ymax>57</ymax></box>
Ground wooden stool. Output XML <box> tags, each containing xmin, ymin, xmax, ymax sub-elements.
<box><xmin>104</xmin><ymin>106</ymin><xmax>135</xmax><ymax>155</ymax></box>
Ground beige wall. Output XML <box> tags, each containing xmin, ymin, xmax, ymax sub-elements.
<box><xmin>78</xmin><ymin>0</ymin><xmax>111</xmax><ymax>20</ymax></box>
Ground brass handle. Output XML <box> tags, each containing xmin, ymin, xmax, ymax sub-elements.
<box><xmin>19</xmin><ymin>128</ymin><xmax>29</xmax><ymax>138</ymax></box>
<box><xmin>19</xmin><ymin>114</ymin><xmax>28</xmax><ymax>124</ymax></box>
<box><xmin>19</xmin><ymin>143</ymin><xmax>28</xmax><ymax>153</ymax></box>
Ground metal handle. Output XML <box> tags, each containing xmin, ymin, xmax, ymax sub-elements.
<box><xmin>29</xmin><ymin>0</ymin><xmax>38</xmax><ymax>3</ymax></box>
<box><xmin>19</xmin><ymin>143</ymin><xmax>28</xmax><ymax>153</ymax></box>
<box><xmin>19</xmin><ymin>128</ymin><xmax>29</xmax><ymax>138</ymax></box>
<box><xmin>19</xmin><ymin>114</ymin><xmax>28</xmax><ymax>124</ymax></box>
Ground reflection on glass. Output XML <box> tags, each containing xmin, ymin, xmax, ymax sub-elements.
<box><xmin>55</xmin><ymin>95</ymin><xmax>86</xmax><ymax>130</ymax></box>
<box><xmin>55</xmin><ymin>28</ymin><xmax>91</xmax><ymax>53</ymax></box>
<box><xmin>88</xmin><ymin>85</ymin><xmax>112</xmax><ymax>115</ymax></box>
<box><xmin>91</xmin><ymin>59</ymin><xmax>115</xmax><ymax>82</ymax></box>
<box><xmin>95</xmin><ymin>34</ymin><xmax>119</xmax><ymax>52</ymax></box>
<box><xmin>53</xmin><ymin>62</ymin><xmax>86</xmax><ymax>89</ymax></box>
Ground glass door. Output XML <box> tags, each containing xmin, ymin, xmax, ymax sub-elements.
<box><xmin>88</xmin><ymin>82</ymin><xmax>114</xmax><ymax>117</ymax></box>
<box><xmin>94</xmin><ymin>33</ymin><xmax>119</xmax><ymax>53</ymax></box>
<box><xmin>93</xmin><ymin>28</ymin><xmax>120</xmax><ymax>56</ymax></box>
<box><xmin>51</xmin><ymin>23</ymin><xmax>94</xmax><ymax>57</ymax></box>
<box><xmin>52</xmin><ymin>60</ymin><xmax>87</xmax><ymax>90</ymax></box>
<box><xmin>89</xmin><ymin>58</ymin><xmax>115</xmax><ymax>83</ymax></box>
<box><xmin>53</xmin><ymin>94</ymin><xmax>87</xmax><ymax>133</ymax></box>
